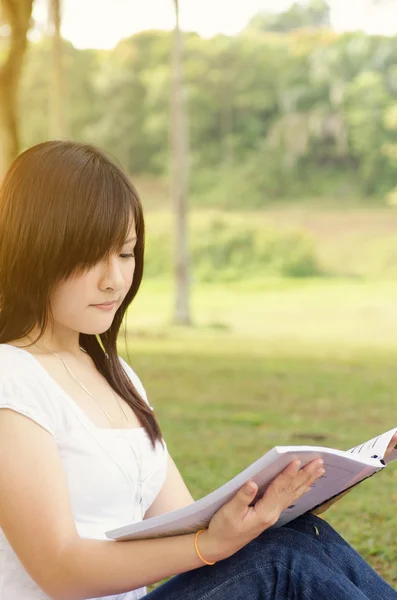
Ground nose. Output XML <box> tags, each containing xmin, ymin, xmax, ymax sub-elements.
<box><xmin>100</xmin><ymin>254</ymin><xmax>125</xmax><ymax>291</ymax></box>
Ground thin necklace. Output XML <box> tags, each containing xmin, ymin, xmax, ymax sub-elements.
<box><xmin>26</xmin><ymin>335</ymin><xmax>128</xmax><ymax>425</ymax></box>
<box><xmin>56</xmin><ymin>350</ymin><xmax>129</xmax><ymax>425</ymax></box>
<box><xmin>26</xmin><ymin>335</ymin><xmax>145</xmax><ymax>518</ymax></box>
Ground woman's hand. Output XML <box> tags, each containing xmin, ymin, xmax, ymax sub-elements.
<box><xmin>198</xmin><ymin>458</ymin><xmax>324</xmax><ymax>563</ymax></box>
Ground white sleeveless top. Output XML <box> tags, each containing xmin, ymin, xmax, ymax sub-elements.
<box><xmin>0</xmin><ymin>343</ymin><xmax>168</xmax><ymax>600</ymax></box>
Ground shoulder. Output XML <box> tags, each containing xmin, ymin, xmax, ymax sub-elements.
<box><xmin>0</xmin><ymin>344</ymin><xmax>60</xmax><ymax>437</ymax></box>
<box><xmin>118</xmin><ymin>355</ymin><xmax>154</xmax><ymax>410</ymax></box>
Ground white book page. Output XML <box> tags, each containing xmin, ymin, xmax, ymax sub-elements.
<box><xmin>106</xmin><ymin>445</ymin><xmax>381</xmax><ymax>541</ymax></box>
<box><xmin>266</xmin><ymin>447</ymin><xmax>381</xmax><ymax>527</ymax></box>
<box><xmin>347</xmin><ymin>427</ymin><xmax>397</xmax><ymax>464</ymax></box>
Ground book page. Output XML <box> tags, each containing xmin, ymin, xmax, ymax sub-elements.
<box><xmin>347</xmin><ymin>427</ymin><xmax>397</xmax><ymax>463</ymax></box>
<box><xmin>271</xmin><ymin>447</ymin><xmax>381</xmax><ymax>526</ymax></box>
<box><xmin>106</xmin><ymin>445</ymin><xmax>382</xmax><ymax>541</ymax></box>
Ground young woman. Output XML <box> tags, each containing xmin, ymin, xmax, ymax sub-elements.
<box><xmin>0</xmin><ymin>140</ymin><xmax>396</xmax><ymax>600</ymax></box>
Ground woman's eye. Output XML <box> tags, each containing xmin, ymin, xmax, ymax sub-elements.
<box><xmin>120</xmin><ymin>253</ymin><xmax>135</xmax><ymax>259</ymax></box>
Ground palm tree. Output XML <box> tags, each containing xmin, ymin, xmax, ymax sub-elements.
<box><xmin>171</xmin><ymin>0</ymin><xmax>191</xmax><ymax>325</ymax></box>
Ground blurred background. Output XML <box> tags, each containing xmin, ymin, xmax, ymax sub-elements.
<box><xmin>1</xmin><ymin>0</ymin><xmax>397</xmax><ymax>587</ymax></box>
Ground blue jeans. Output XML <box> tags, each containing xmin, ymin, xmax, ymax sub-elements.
<box><xmin>144</xmin><ymin>513</ymin><xmax>397</xmax><ymax>599</ymax></box>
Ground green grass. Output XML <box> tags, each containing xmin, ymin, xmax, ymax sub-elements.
<box><xmin>117</xmin><ymin>277</ymin><xmax>397</xmax><ymax>589</ymax></box>
<box><xmin>126</xmin><ymin>277</ymin><xmax>397</xmax><ymax>351</ymax></box>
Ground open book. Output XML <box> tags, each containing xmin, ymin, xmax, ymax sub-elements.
<box><xmin>106</xmin><ymin>427</ymin><xmax>397</xmax><ymax>541</ymax></box>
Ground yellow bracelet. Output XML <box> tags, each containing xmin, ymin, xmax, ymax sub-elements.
<box><xmin>194</xmin><ymin>529</ymin><xmax>216</xmax><ymax>566</ymax></box>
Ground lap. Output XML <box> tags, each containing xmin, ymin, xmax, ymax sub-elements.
<box><xmin>143</xmin><ymin>515</ymin><xmax>397</xmax><ymax>600</ymax></box>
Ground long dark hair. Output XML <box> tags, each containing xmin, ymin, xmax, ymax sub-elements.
<box><xmin>0</xmin><ymin>140</ymin><xmax>162</xmax><ymax>447</ymax></box>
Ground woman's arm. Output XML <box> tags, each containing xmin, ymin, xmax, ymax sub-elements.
<box><xmin>0</xmin><ymin>410</ymin><xmax>213</xmax><ymax>600</ymax></box>
<box><xmin>144</xmin><ymin>454</ymin><xmax>195</xmax><ymax>520</ymax></box>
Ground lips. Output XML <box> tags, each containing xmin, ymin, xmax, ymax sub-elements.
<box><xmin>92</xmin><ymin>300</ymin><xmax>118</xmax><ymax>306</ymax></box>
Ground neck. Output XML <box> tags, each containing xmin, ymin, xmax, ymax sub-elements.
<box><xmin>26</xmin><ymin>329</ymin><xmax>84</xmax><ymax>360</ymax></box>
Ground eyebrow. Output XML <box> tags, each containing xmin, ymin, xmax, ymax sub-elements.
<box><xmin>124</xmin><ymin>236</ymin><xmax>137</xmax><ymax>244</ymax></box>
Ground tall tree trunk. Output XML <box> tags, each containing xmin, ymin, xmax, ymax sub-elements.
<box><xmin>0</xmin><ymin>0</ymin><xmax>34</xmax><ymax>177</ymax></box>
<box><xmin>49</xmin><ymin>0</ymin><xmax>67</xmax><ymax>138</ymax></box>
<box><xmin>171</xmin><ymin>0</ymin><xmax>192</xmax><ymax>325</ymax></box>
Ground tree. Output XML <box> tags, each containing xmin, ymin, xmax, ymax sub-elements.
<box><xmin>48</xmin><ymin>0</ymin><xmax>67</xmax><ymax>137</ymax></box>
<box><xmin>83</xmin><ymin>31</ymin><xmax>171</xmax><ymax>174</ymax></box>
<box><xmin>247</xmin><ymin>0</ymin><xmax>330</xmax><ymax>33</ymax></box>
<box><xmin>13</xmin><ymin>14</ymin><xmax>397</xmax><ymax>204</ymax></box>
<box><xmin>0</xmin><ymin>0</ymin><xmax>34</xmax><ymax>175</ymax></box>
<box><xmin>171</xmin><ymin>0</ymin><xmax>191</xmax><ymax>325</ymax></box>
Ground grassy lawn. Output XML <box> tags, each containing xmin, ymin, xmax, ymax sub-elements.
<box><xmin>117</xmin><ymin>277</ymin><xmax>397</xmax><ymax>589</ymax></box>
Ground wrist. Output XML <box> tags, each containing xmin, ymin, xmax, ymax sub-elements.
<box><xmin>195</xmin><ymin>529</ymin><xmax>226</xmax><ymax>564</ymax></box>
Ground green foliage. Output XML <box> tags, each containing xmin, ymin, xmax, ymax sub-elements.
<box><xmin>143</xmin><ymin>233</ymin><xmax>172</xmax><ymax>278</ymax></box>
<box><xmin>143</xmin><ymin>220</ymin><xmax>320</xmax><ymax>281</ymax></box>
<box><xmin>191</xmin><ymin>221</ymin><xmax>259</xmax><ymax>281</ymax></box>
<box><xmin>19</xmin><ymin>39</ymin><xmax>100</xmax><ymax>148</ymax></box>
<box><xmin>255</xmin><ymin>226</ymin><xmax>320</xmax><ymax>277</ymax></box>
<box><xmin>18</xmin><ymin>21</ymin><xmax>397</xmax><ymax>204</ymax></box>
<box><xmin>189</xmin><ymin>163</ymin><xmax>273</xmax><ymax>208</ymax></box>
<box><xmin>84</xmin><ymin>31</ymin><xmax>172</xmax><ymax>174</ymax></box>
<box><xmin>190</xmin><ymin>158</ymin><xmax>361</xmax><ymax>206</ymax></box>
<box><xmin>343</xmin><ymin>70</ymin><xmax>395</xmax><ymax>196</ymax></box>
<box><xmin>382</xmin><ymin>103</ymin><xmax>397</xmax><ymax>204</ymax></box>
<box><xmin>246</xmin><ymin>0</ymin><xmax>330</xmax><ymax>33</ymax></box>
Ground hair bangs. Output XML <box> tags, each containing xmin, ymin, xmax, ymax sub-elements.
<box><xmin>54</xmin><ymin>152</ymin><xmax>142</xmax><ymax>280</ymax></box>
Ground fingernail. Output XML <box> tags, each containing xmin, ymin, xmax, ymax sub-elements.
<box><xmin>245</xmin><ymin>483</ymin><xmax>256</xmax><ymax>494</ymax></box>
<box><xmin>294</xmin><ymin>460</ymin><xmax>301</xmax><ymax>472</ymax></box>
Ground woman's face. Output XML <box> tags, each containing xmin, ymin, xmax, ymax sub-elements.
<box><xmin>49</xmin><ymin>226</ymin><xmax>137</xmax><ymax>335</ymax></box>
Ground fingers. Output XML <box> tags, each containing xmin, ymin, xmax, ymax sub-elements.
<box><xmin>277</xmin><ymin>458</ymin><xmax>324</xmax><ymax>492</ymax></box>
<box><xmin>294</xmin><ymin>459</ymin><xmax>325</xmax><ymax>494</ymax></box>
<box><xmin>234</xmin><ymin>480</ymin><xmax>259</xmax><ymax>510</ymax></box>
<box><xmin>230</xmin><ymin>458</ymin><xmax>325</xmax><ymax>532</ymax></box>
<box><xmin>257</xmin><ymin>458</ymin><xmax>325</xmax><ymax>517</ymax></box>
<box><xmin>213</xmin><ymin>458</ymin><xmax>326</xmax><ymax>552</ymax></box>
